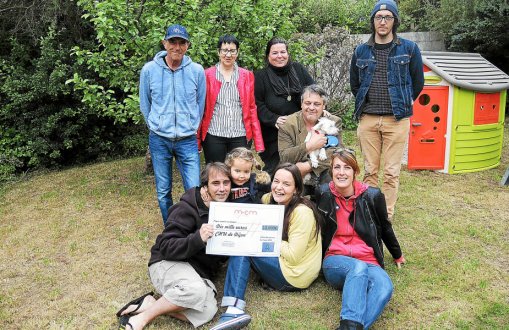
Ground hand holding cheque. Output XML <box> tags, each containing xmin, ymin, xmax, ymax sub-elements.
<box><xmin>206</xmin><ymin>202</ymin><xmax>284</xmax><ymax>257</ymax></box>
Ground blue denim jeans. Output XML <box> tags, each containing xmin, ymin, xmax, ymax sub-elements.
<box><xmin>322</xmin><ymin>255</ymin><xmax>393</xmax><ymax>329</ymax></box>
<box><xmin>221</xmin><ymin>256</ymin><xmax>298</xmax><ymax>310</ymax></box>
<box><xmin>149</xmin><ymin>131</ymin><xmax>200</xmax><ymax>225</ymax></box>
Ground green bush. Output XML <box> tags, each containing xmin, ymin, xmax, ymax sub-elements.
<box><xmin>296</xmin><ymin>0</ymin><xmax>372</xmax><ymax>33</ymax></box>
<box><xmin>0</xmin><ymin>27</ymin><xmax>145</xmax><ymax>180</ymax></box>
<box><xmin>338</xmin><ymin>101</ymin><xmax>357</xmax><ymax>131</ymax></box>
<box><xmin>447</xmin><ymin>0</ymin><xmax>508</xmax><ymax>74</ymax></box>
<box><xmin>120</xmin><ymin>126</ymin><xmax>149</xmax><ymax>157</ymax></box>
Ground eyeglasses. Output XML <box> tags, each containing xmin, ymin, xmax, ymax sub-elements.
<box><xmin>332</xmin><ymin>147</ymin><xmax>356</xmax><ymax>156</ymax></box>
<box><xmin>167</xmin><ymin>38</ymin><xmax>188</xmax><ymax>46</ymax></box>
<box><xmin>220</xmin><ymin>48</ymin><xmax>238</xmax><ymax>55</ymax></box>
<box><xmin>374</xmin><ymin>15</ymin><xmax>395</xmax><ymax>22</ymax></box>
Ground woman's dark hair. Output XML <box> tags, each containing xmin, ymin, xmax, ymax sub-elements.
<box><xmin>269</xmin><ymin>163</ymin><xmax>322</xmax><ymax>241</ymax></box>
<box><xmin>200</xmin><ymin>162</ymin><xmax>230</xmax><ymax>187</ymax></box>
<box><xmin>217</xmin><ymin>34</ymin><xmax>239</xmax><ymax>50</ymax></box>
<box><xmin>264</xmin><ymin>37</ymin><xmax>290</xmax><ymax>64</ymax></box>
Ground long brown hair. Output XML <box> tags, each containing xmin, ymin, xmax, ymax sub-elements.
<box><xmin>269</xmin><ymin>163</ymin><xmax>322</xmax><ymax>241</ymax></box>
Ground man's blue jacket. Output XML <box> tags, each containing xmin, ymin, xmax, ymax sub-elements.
<box><xmin>350</xmin><ymin>35</ymin><xmax>424</xmax><ymax>121</ymax></box>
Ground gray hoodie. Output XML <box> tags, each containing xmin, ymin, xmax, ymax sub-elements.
<box><xmin>139</xmin><ymin>51</ymin><xmax>206</xmax><ymax>139</ymax></box>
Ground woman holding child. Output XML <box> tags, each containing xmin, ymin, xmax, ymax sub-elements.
<box><xmin>210</xmin><ymin>162</ymin><xmax>322</xmax><ymax>330</ymax></box>
<box><xmin>315</xmin><ymin>148</ymin><xmax>406</xmax><ymax>330</ymax></box>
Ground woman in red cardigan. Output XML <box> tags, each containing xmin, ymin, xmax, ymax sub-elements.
<box><xmin>197</xmin><ymin>35</ymin><xmax>264</xmax><ymax>163</ymax></box>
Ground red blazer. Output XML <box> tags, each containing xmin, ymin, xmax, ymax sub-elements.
<box><xmin>198</xmin><ymin>66</ymin><xmax>265</xmax><ymax>152</ymax></box>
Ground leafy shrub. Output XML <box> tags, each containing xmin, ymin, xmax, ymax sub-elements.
<box><xmin>296</xmin><ymin>0</ymin><xmax>372</xmax><ymax>34</ymax></box>
<box><xmin>339</xmin><ymin>101</ymin><xmax>358</xmax><ymax>131</ymax></box>
<box><xmin>121</xmin><ymin>126</ymin><xmax>149</xmax><ymax>157</ymax></box>
<box><xmin>447</xmin><ymin>0</ymin><xmax>508</xmax><ymax>74</ymax></box>
<box><xmin>0</xmin><ymin>27</ymin><xmax>145</xmax><ymax>180</ymax></box>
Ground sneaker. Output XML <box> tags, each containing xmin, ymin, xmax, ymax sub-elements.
<box><xmin>209</xmin><ymin>312</ymin><xmax>252</xmax><ymax>330</ymax></box>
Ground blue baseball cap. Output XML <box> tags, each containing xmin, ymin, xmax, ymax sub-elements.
<box><xmin>164</xmin><ymin>24</ymin><xmax>190</xmax><ymax>41</ymax></box>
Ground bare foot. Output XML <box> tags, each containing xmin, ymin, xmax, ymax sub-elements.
<box><xmin>121</xmin><ymin>295</ymin><xmax>156</xmax><ymax>316</ymax></box>
<box><xmin>124</xmin><ymin>314</ymin><xmax>145</xmax><ymax>330</ymax></box>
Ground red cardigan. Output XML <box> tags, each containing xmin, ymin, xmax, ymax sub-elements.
<box><xmin>197</xmin><ymin>66</ymin><xmax>265</xmax><ymax>152</ymax></box>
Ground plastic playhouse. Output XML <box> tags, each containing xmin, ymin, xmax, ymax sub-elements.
<box><xmin>408</xmin><ymin>51</ymin><xmax>509</xmax><ymax>173</ymax></box>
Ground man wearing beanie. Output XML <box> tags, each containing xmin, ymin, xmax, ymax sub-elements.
<box><xmin>350</xmin><ymin>0</ymin><xmax>424</xmax><ymax>223</ymax></box>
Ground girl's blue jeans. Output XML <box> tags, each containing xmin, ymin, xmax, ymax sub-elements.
<box><xmin>322</xmin><ymin>255</ymin><xmax>393</xmax><ymax>329</ymax></box>
<box><xmin>221</xmin><ymin>256</ymin><xmax>298</xmax><ymax>310</ymax></box>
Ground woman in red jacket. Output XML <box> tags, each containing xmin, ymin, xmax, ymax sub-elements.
<box><xmin>198</xmin><ymin>35</ymin><xmax>264</xmax><ymax>163</ymax></box>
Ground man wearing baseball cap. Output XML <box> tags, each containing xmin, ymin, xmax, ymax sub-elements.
<box><xmin>139</xmin><ymin>24</ymin><xmax>206</xmax><ymax>225</ymax></box>
<box><xmin>350</xmin><ymin>0</ymin><xmax>424</xmax><ymax>223</ymax></box>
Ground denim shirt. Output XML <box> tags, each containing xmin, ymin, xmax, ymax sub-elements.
<box><xmin>349</xmin><ymin>36</ymin><xmax>424</xmax><ymax>121</ymax></box>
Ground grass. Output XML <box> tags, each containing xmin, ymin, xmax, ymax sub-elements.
<box><xmin>1</xmin><ymin>128</ymin><xmax>508</xmax><ymax>329</ymax></box>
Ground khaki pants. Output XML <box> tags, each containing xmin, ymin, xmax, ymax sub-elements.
<box><xmin>149</xmin><ymin>260</ymin><xmax>218</xmax><ymax>328</ymax></box>
<box><xmin>357</xmin><ymin>114</ymin><xmax>410</xmax><ymax>218</ymax></box>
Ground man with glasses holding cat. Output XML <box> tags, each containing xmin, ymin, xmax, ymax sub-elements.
<box><xmin>349</xmin><ymin>0</ymin><xmax>424</xmax><ymax>221</ymax></box>
<box><xmin>140</xmin><ymin>24</ymin><xmax>206</xmax><ymax>225</ymax></box>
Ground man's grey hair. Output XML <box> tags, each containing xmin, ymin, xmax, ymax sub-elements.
<box><xmin>301</xmin><ymin>84</ymin><xmax>328</xmax><ymax>105</ymax></box>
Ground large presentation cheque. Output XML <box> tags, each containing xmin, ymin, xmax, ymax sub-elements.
<box><xmin>206</xmin><ymin>202</ymin><xmax>284</xmax><ymax>257</ymax></box>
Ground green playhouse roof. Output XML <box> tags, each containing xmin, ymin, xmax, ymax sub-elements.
<box><xmin>421</xmin><ymin>51</ymin><xmax>509</xmax><ymax>92</ymax></box>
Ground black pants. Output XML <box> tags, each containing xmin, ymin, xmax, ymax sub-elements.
<box><xmin>202</xmin><ymin>133</ymin><xmax>249</xmax><ymax>163</ymax></box>
<box><xmin>259</xmin><ymin>140</ymin><xmax>279</xmax><ymax>177</ymax></box>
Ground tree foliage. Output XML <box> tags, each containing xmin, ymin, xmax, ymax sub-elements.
<box><xmin>0</xmin><ymin>1</ymin><xmax>146</xmax><ymax>180</ymax></box>
<box><xmin>296</xmin><ymin>0</ymin><xmax>372</xmax><ymax>34</ymax></box>
<box><xmin>373</xmin><ymin>0</ymin><xmax>509</xmax><ymax>71</ymax></box>
<box><xmin>0</xmin><ymin>0</ymin><xmax>88</xmax><ymax>54</ymax></box>
<box><xmin>398</xmin><ymin>0</ymin><xmax>428</xmax><ymax>31</ymax></box>
<box><xmin>69</xmin><ymin>0</ymin><xmax>298</xmax><ymax>124</ymax></box>
<box><xmin>0</xmin><ymin>26</ymin><xmax>146</xmax><ymax>180</ymax></box>
<box><xmin>447</xmin><ymin>0</ymin><xmax>509</xmax><ymax>72</ymax></box>
<box><xmin>399</xmin><ymin>0</ymin><xmax>508</xmax><ymax>73</ymax></box>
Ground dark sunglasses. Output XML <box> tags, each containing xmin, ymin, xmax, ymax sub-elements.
<box><xmin>332</xmin><ymin>147</ymin><xmax>356</xmax><ymax>156</ymax></box>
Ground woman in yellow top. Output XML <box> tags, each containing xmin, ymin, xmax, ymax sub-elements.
<box><xmin>210</xmin><ymin>163</ymin><xmax>322</xmax><ymax>330</ymax></box>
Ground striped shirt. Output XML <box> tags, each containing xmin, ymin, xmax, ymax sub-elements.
<box><xmin>362</xmin><ymin>43</ymin><xmax>394</xmax><ymax>116</ymax></box>
<box><xmin>208</xmin><ymin>63</ymin><xmax>246</xmax><ymax>137</ymax></box>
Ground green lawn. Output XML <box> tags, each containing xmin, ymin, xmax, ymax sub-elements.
<box><xmin>1</xmin><ymin>129</ymin><xmax>508</xmax><ymax>329</ymax></box>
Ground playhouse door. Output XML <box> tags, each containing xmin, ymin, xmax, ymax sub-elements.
<box><xmin>408</xmin><ymin>86</ymin><xmax>449</xmax><ymax>170</ymax></box>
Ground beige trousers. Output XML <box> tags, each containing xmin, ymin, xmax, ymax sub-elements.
<box><xmin>357</xmin><ymin>114</ymin><xmax>410</xmax><ymax>218</ymax></box>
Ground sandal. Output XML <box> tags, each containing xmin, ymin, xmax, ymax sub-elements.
<box><xmin>118</xmin><ymin>315</ymin><xmax>133</xmax><ymax>330</ymax></box>
<box><xmin>116</xmin><ymin>291</ymin><xmax>154</xmax><ymax>317</ymax></box>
